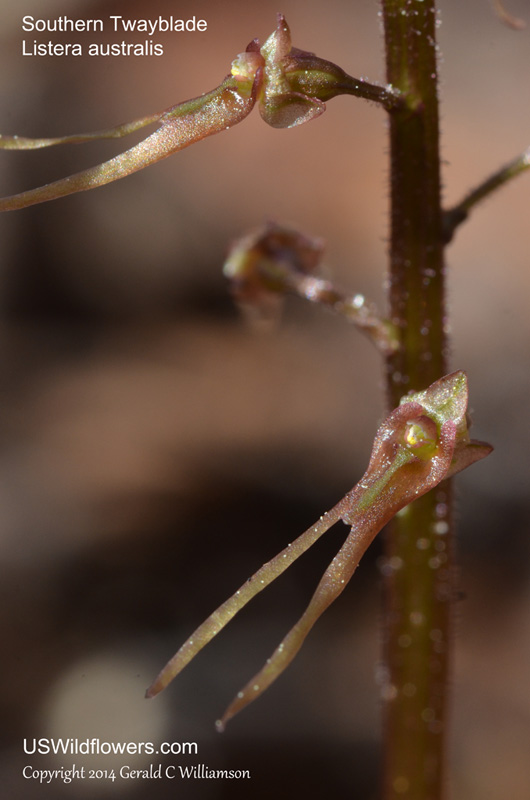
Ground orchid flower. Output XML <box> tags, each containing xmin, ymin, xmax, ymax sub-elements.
<box><xmin>223</xmin><ymin>221</ymin><xmax>399</xmax><ymax>354</ymax></box>
<box><xmin>146</xmin><ymin>371</ymin><xmax>491</xmax><ymax>729</ymax></box>
<box><xmin>0</xmin><ymin>15</ymin><xmax>400</xmax><ymax>212</ymax></box>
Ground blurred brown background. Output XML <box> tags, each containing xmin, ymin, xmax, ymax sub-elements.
<box><xmin>1</xmin><ymin>0</ymin><xmax>529</xmax><ymax>798</ymax></box>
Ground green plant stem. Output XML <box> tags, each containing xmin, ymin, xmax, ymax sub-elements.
<box><xmin>381</xmin><ymin>2</ymin><xmax>451</xmax><ymax>798</ymax></box>
<box><xmin>443</xmin><ymin>145</ymin><xmax>530</xmax><ymax>242</ymax></box>
<box><xmin>285</xmin><ymin>66</ymin><xmax>403</xmax><ymax>110</ymax></box>
<box><xmin>331</xmin><ymin>79</ymin><xmax>402</xmax><ymax>109</ymax></box>
<box><xmin>284</xmin><ymin>272</ymin><xmax>398</xmax><ymax>355</ymax></box>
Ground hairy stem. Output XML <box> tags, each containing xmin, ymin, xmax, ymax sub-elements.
<box><xmin>281</xmin><ymin>271</ymin><xmax>399</xmax><ymax>355</ymax></box>
<box><xmin>381</xmin><ymin>1</ymin><xmax>450</xmax><ymax>798</ymax></box>
<box><xmin>443</xmin><ymin>144</ymin><xmax>530</xmax><ymax>242</ymax></box>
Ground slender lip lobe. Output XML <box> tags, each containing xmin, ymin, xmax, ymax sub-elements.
<box><xmin>146</xmin><ymin>372</ymin><xmax>490</xmax><ymax>728</ymax></box>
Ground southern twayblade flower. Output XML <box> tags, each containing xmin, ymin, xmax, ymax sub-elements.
<box><xmin>145</xmin><ymin>371</ymin><xmax>491</xmax><ymax>729</ymax></box>
<box><xmin>0</xmin><ymin>15</ymin><xmax>399</xmax><ymax>211</ymax></box>
<box><xmin>223</xmin><ymin>221</ymin><xmax>399</xmax><ymax>354</ymax></box>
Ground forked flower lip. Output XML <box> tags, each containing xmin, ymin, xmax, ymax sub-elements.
<box><xmin>0</xmin><ymin>14</ymin><xmax>400</xmax><ymax>210</ymax></box>
<box><xmin>146</xmin><ymin>371</ymin><xmax>491</xmax><ymax>728</ymax></box>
